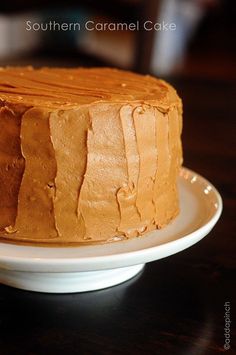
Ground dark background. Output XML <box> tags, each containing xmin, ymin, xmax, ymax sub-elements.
<box><xmin>0</xmin><ymin>1</ymin><xmax>235</xmax><ymax>354</ymax></box>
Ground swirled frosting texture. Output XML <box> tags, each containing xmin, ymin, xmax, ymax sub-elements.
<box><xmin>0</xmin><ymin>67</ymin><xmax>182</xmax><ymax>245</ymax></box>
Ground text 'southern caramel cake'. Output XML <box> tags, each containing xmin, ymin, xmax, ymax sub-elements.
<box><xmin>0</xmin><ymin>67</ymin><xmax>183</xmax><ymax>246</ymax></box>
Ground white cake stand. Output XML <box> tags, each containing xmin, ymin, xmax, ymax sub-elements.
<box><xmin>0</xmin><ymin>168</ymin><xmax>222</xmax><ymax>293</ymax></box>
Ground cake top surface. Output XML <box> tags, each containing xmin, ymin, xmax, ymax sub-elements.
<box><xmin>0</xmin><ymin>67</ymin><xmax>179</xmax><ymax>110</ymax></box>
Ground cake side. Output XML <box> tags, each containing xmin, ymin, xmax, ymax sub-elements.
<box><xmin>0</xmin><ymin>67</ymin><xmax>183</xmax><ymax>245</ymax></box>
<box><xmin>0</xmin><ymin>102</ymin><xmax>27</xmax><ymax>231</ymax></box>
<box><xmin>0</xmin><ymin>100</ymin><xmax>182</xmax><ymax>245</ymax></box>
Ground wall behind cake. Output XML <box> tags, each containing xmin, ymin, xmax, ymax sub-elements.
<box><xmin>0</xmin><ymin>0</ymin><xmax>235</xmax><ymax>80</ymax></box>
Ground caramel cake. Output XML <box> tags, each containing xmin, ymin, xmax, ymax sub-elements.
<box><xmin>0</xmin><ymin>67</ymin><xmax>183</xmax><ymax>245</ymax></box>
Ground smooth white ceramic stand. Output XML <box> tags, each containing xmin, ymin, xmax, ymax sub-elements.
<box><xmin>0</xmin><ymin>264</ymin><xmax>144</xmax><ymax>293</ymax></box>
<box><xmin>0</xmin><ymin>168</ymin><xmax>222</xmax><ymax>293</ymax></box>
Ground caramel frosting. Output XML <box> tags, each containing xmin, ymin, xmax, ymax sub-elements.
<box><xmin>0</xmin><ymin>67</ymin><xmax>183</xmax><ymax>245</ymax></box>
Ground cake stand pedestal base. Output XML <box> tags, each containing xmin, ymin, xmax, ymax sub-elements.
<box><xmin>0</xmin><ymin>264</ymin><xmax>145</xmax><ymax>293</ymax></box>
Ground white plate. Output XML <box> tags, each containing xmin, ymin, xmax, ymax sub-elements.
<box><xmin>0</xmin><ymin>167</ymin><xmax>222</xmax><ymax>293</ymax></box>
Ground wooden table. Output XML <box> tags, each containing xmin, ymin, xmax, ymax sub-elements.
<box><xmin>0</xmin><ymin>76</ymin><xmax>235</xmax><ymax>355</ymax></box>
